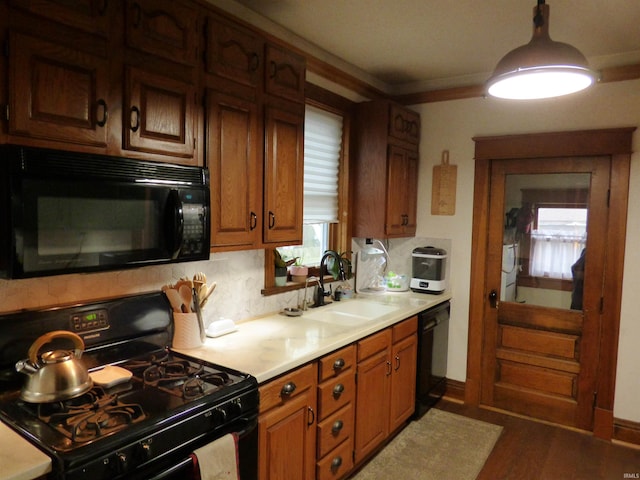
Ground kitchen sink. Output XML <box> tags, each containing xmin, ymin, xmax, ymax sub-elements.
<box><xmin>304</xmin><ymin>301</ymin><xmax>400</xmax><ymax>326</ymax></box>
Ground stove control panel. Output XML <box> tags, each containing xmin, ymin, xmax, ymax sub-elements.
<box><xmin>71</xmin><ymin>308</ymin><xmax>110</xmax><ymax>334</ymax></box>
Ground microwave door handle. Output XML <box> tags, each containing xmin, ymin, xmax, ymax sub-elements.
<box><xmin>166</xmin><ymin>189</ymin><xmax>184</xmax><ymax>259</ymax></box>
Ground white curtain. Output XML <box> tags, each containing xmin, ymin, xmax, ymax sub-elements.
<box><xmin>530</xmin><ymin>230</ymin><xmax>586</xmax><ymax>279</ymax></box>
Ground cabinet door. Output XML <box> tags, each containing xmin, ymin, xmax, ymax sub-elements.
<box><xmin>389</xmin><ymin>333</ymin><xmax>418</xmax><ymax>431</ymax></box>
<box><xmin>259</xmin><ymin>390</ymin><xmax>317</xmax><ymax>480</ymax></box>
<box><xmin>263</xmin><ymin>103</ymin><xmax>304</xmax><ymax>244</ymax></box>
<box><xmin>354</xmin><ymin>349</ymin><xmax>390</xmax><ymax>463</ymax></box>
<box><xmin>9</xmin><ymin>0</ymin><xmax>110</xmax><ymax>36</ymax></box>
<box><xmin>8</xmin><ymin>31</ymin><xmax>109</xmax><ymax>147</ymax></box>
<box><xmin>388</xmin><ymin>104</ymin><xmax>420</xmax><ymax>145</ymax></box>
<box><xmin>125</xmin><ymin>0</ymin><xmax>199</xmax><ymax>66</ymax></box>
<box><xmin>386</xmin><ymin>146</ymin><xmax>418</xmax><ymax>237</ymax></box>
<box><xmin>265</xmin><ymin>44</ymin><xmax>305</xmax><ymax>103</ymax></box>
<box><xmin>206</xmin><ymin>89</ymin><xmax>261</xmax><ymax>249</ymax></box>
<box><xmin>206</xmin><ymin>13</ymin><xmax>263</xmax><ymax>88</ymax></box>
<box><xmin>124</xmin><ymin>66</ymin><xmax>196</xmax><ymax>160</ymax></box>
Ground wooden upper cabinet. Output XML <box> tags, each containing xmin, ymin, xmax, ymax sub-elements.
<box><xmin>353</xmin><ymin>101</ymin><xmax>420</xmax><ymax>239</ymax></box>
<box><xmin>8</xmin><ymin>31</ymin><xmax>109</xmax><ymax>147</ymax></box>
<box><xmin>205</xmin><ymin>13</ymin><xmax>263</xmax><ymax>89</ymax></box>
<box><xmin>9</xmin><ymin>0</ymin><xmax>110</xmax><ymax>37</ymax></box>
<box><xmin>206</xmin><ymin>88</ymin><xmax>261</xmax><ymax>249</ymax></box>
<box><xmin>124</xmin><ymin>0</ymin><xmax>199</xmax><ymax>66</ymax></box>
<box><xmin>385</xmin><ymin>146</ymin><xmax>418</xmax><ymax>237</ymax></box>
<box><xmin>124</xmin><ymin>66</ymin><xmax>196</xmax><ymax>158</ymax></box>
<box><xmin>388</xmin><ymin>104</ymin><xmax>420</xmax><ymax>145</ymax></box>
<box><xmin>263</xmin><ymin>102</ymin><xmax>304</xmax><ymax>245</ymax></box>
<box><xmin>265</xmin><ymin>44</ymin><xmax>305</xmax><ymax>103</ymax></box>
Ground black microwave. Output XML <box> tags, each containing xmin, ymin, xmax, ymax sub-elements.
<box><xmin>0</xmin><ymin>145</ymin><xmax>210</xmax><ymax>279</ymax></box>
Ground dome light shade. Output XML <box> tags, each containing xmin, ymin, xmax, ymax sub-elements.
<box><xmin>487</xmin><ymin>2</ymin><xmax>598</xmax><ymax>100</ymax></box>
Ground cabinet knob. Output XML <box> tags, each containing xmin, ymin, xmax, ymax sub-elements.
<box><xmin>268</xmin><ymin>211</ymin><xmax>276</xmax><ymax>229</ymax></box>
<box><xmin>281</xmin><ymin>381</ymin><xmax>296</xmax><ymax>396</ymax></box>
<box><xmin>249</xmin><ymin>211</ymin><xmax>257</xmax><ymax>230</ymax></box>
<box><xmin>331</xmin><ymin>456</ymin><xmax>343</xmax><ymax>472</ymax></box>
<box><xmin>333</xmin><ymin>358</ymin><xmax>345</xmax><ymax>370</ymax></box>
<box><xmin>332</xmin><ymin>383</ymin><xmax>345</xmax><ymax>397</ymax></box>
<box><xmin>331</xmin><ymin>419</ymin><xmax>343</xmax><ymax>434</ymax></box>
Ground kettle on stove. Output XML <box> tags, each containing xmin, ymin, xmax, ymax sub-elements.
<box><xmin>15</xmin><ymin>330</ymin><xmax>93</xmax><ymax>403</ymax></box>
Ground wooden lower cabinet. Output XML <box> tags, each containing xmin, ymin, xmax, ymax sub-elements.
<box><xmin>258</xmin><ymin>319</ymin><xmax>418</xmax><ymax>480</ymax></box>
<box><xmin>258</xmin><ymin>363</ymin><xmax>317</xmax><ymax>480</ymax></box>
<box><xmin>354</xmin><ymin>317</ymin><xmax>418</xmax><ymax>464</ymax></box>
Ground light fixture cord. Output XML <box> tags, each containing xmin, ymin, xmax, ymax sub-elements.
<box><xmin>534</xmin><ymin>0</ymin><xmax>545</xmax><ymax>28</ymax></box>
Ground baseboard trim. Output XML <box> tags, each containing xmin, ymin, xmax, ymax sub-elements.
<box><xmin>614</xmin><ymin>417</ymin><xmax>640</xmax><ymax>447</ymax></box>
<box><xmin>444</xmin><ymin>378</ymin><xmax>465</xmax><ymax>402</ymax></box>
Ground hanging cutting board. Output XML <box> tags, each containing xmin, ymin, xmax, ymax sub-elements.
<box><xmin>431</xmin><ymin>150</ymin><xmax>457</xmax><ymax>215</ymax></box>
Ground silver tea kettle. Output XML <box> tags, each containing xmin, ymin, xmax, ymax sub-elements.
<box><xmin>15</xmin><ymin>330</ymin><xmax>93</xmax><ymax>403</ymax></box>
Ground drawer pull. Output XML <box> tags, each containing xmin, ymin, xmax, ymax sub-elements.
<box><xmin>281</xmin><ymin>381</ymin><xmax>296</xmax><ymax>396</ymax></box>
<box><xmin>333</xmin><ymin>358</ymin><xmax>345</xmax><ymax>370</ymax></box>
<box><xmin>332</xmin><ymin>383</ymin><xmax>345</xmax><ymax>397</ymax></box>
<box><xmin>331</xmin><ymin>419</ymin><xmax>343</xmax><ymax>434</ymax></box>
<box><xmin>331</xmin><ymin>456</ymin><xmax>343</xmax><ymax>471</ymax></box>
<box><xmin>307</xmin><ymin>406</ymin><xmax>315</xmax><ymax>426</ymax></box>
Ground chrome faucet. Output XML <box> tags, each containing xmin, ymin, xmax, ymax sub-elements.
<box><xmin>314</xmin><ymin>251</ymin><xmax>345</xmax><ymax>307</ymax></box>
<box><xmin>301</xmin><ymin>276</ymin><xmax>319</xmax><ymax>310</ymax></box>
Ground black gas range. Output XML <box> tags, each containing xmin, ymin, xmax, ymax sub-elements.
<box><xmin>0</xmin><ymin>293</ymin><xmax>258</xmax><ymax>480</ymax></box>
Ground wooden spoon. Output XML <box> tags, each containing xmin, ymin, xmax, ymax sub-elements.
<box><xmin>164</xmin><ymin>289</ymin><xmax>184</xmax><ymax>313</ymax></box>
<box><xmin>178</xmin><ymin>285</ymin><xmax>193</xmax><ymax>313</ymax></box>
<box><xmin>193</xmin><ymin>272</ymin><xmax>207</xmax><ymax>297</ymax></box>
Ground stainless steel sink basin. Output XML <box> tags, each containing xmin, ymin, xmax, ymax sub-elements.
<box><xmin>304</xmin><ymin>301</ymin><xmax>400</xmax><ymax>326</ymax></box>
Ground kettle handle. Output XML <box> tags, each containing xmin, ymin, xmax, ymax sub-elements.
<box><xmin>28</xmin><ymin>330</ymin><xmax>85</xmax><ymax>364</ymax></box>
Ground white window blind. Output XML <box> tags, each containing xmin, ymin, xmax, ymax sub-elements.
<box><xmin>303</xmin><ymin>105</ymin><xmax>342</xmax><ymax>223</ymax></box>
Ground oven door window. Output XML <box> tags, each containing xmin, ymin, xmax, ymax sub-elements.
<box><xmin>20</xmin><ymin>179</ymin><xmax>171</xmax><ymax>274</ymax></box>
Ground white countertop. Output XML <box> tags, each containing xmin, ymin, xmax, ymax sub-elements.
<box><xmin>0</xmin><ymin>422</ymin><xmax>51</xmax><ymax>480</ymax></box>
<box><xmin>0</xmin><ymin>291</ymin><xmax>450</xmax><ymax>480</ymax></box>
<box><xmin>173</xmin><ymin>291</ymin><xmax>452</xmax><ymax>383</ymax></box>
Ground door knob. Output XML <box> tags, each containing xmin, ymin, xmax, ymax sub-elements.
<box><xmin>489</xmin><ymin>289</ymin><xmax>499</xmax><ymax>309</ymax></box>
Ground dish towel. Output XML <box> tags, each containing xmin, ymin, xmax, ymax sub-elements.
<box><xmin>191</xmin><ymin>433</ymin><xmax>240</xmax><ymax>480</ymax></box>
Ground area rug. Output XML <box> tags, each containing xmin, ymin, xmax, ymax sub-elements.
<box><xmin>351</xmin><ymin>408</ymin><xmax>503</xmax><ymax>480</ymax></box>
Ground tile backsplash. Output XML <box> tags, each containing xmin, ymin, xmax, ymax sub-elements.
<box><xmin>0</xmin><ymin>237</ymin><xmax>450</xmax><ymax>324</ymax></box>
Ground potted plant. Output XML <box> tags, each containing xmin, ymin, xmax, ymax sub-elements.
<box><xmin>289</xmin><ymin>259</ymin><xmax>309</xmax><ymax>283</ymax></box>
<box><xmin>324</xmin><ymin>250</ymin><xmax>353</xmax><ymax>280</ymax></box>
<box><xmin>274</xmin><ymin>250</ymin><xmax>295</xmax><ymax>287</ymax></box>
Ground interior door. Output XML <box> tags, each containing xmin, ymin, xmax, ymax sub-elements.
<box><xmin>481</xmin><ymin>156</ymin><xmax>610</xmax><ymax>430</ymax></box>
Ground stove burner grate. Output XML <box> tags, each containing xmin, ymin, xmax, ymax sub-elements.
<box><xmin>123</xmin><ymin>353</ymin><xmax>232</xmax><ymax>399</ymax></box>
<box><xmin>33</xmin><ymin>387</ymin><xmax>146</xmax><ymax>443</ymax></box>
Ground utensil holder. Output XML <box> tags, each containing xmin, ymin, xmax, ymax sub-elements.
<box><xmin>172</xmin><ymin>313</ymin><xmax>203</xmax><ymax>349</ymax></box>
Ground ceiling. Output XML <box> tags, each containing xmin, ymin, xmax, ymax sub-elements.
<box><xmin>229</xmin><ymin>0</ymin><xmax>640</xmax><ymax>95</ymax></box>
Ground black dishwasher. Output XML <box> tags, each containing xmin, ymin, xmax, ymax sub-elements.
<box><xmin>414</xmin><ymin>300</ymin><xmax>450</xmax><ymax>418</ymax></box>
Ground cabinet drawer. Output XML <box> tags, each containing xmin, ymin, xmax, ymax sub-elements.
<box><xmin>259</xmin><ymin>363</ymin><xmax>317</xmax><ymax>413</ymax></box>
<box><xmin>318</xmin><ymin>345</ymin><xmax>356</xmax><ymax>382</ymax></box>
<box><xmin>317</xmin><ymin>403</ymin><xmax>354</xmax><ymax>459</ymax></box>
<box><xmin>358</xmin><ymin>329</ymin><xmax>392</xmax><ymax>361</ymax></box>
<box><xmin>393</xmin><ymin>316</ymin><xmax>418</xmax><ymax>343</ymax></box>
<box><xmin>316</xmin><ymin>437</ymin><xmax>354</xmax><ymax>480</ymax></box>
<box><xmin>318</xmin><ymin>371</ymin><xmax>355</xmax><ymax>420</ymax></box>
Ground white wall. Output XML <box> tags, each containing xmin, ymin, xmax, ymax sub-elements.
<box><xmin>412</xmin><ymin>78</ymin><xmax>640</xmax><ymax>422</ymax></box>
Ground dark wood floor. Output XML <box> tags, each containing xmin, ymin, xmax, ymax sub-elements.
<box><xmin>435</xmin><ymin>399</ymin><xmax>640</xmax><ymax>480</ymax></box>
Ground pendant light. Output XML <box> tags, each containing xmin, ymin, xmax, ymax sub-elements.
<box><xmin>487</xmin><ymin>1</ymin><xmax>598</xmax><ymax>100</ymax></box>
